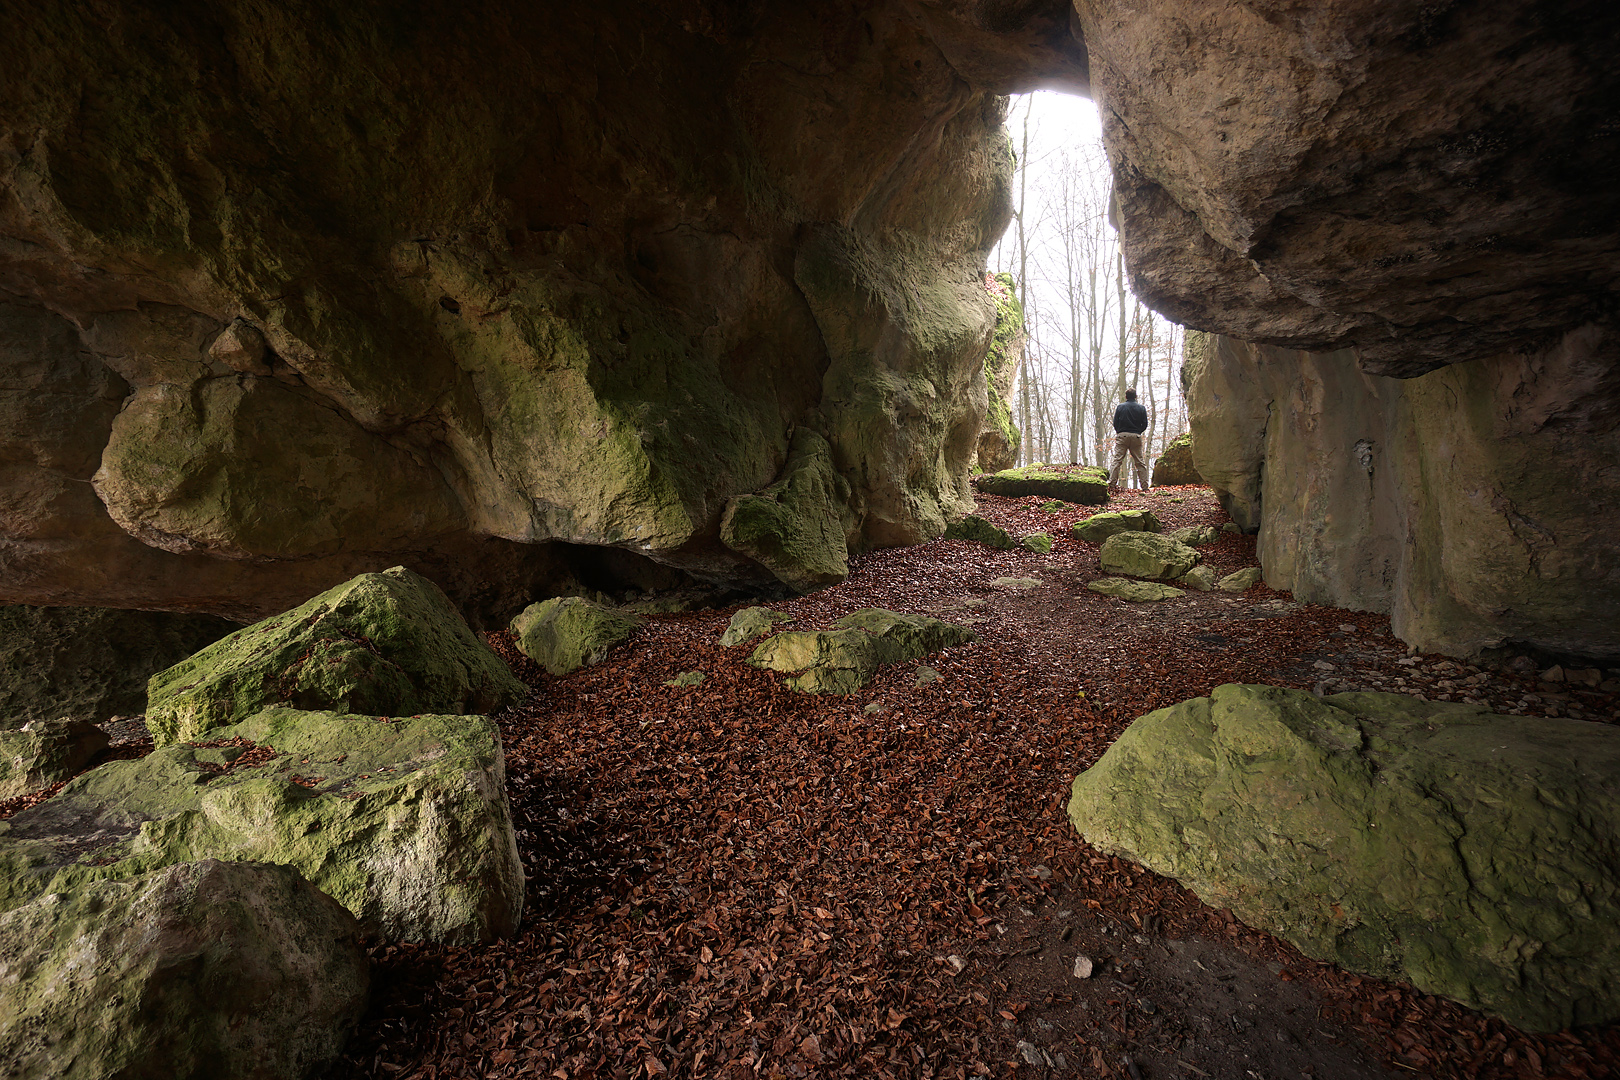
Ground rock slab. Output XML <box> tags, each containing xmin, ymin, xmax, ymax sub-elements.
<box><xmin>1071</xmin><ymin>510</ymin><xmax>1161</xmax><ymax>544</ymax></box>
<box><xmin>0</xmin><ymin>708</ymin><xmax>524</xmax><ymax>944</ymax></box>
<box><xmin>510</xmin><ymin>596</ymin><xmax>641</xmax><ymax>677</ymax></box>
<box><xmin>748</xmin><ymin>609</ymin><xmax>976</xmax><ymax>694</ymax></box>
<box><xmin>0</xmin><ymin>859</ymin><xmax>367</xmax><ymax>1080</ymax></box>
<box><xmin>1086</xmin><ymin>578</ymin><xmax>1185</xmax><ymax>602</ymax></box>
<box><xmin>976</xmin><ymin>466</ymin><xmax>1110</xmax><ymax>505</ymax></box>
<box><xmin>146</xmin><ymin>568</ymin><xmax>525</xmax><ymax>746</ymax></box>
<box><xmin>1098</xmin><ymin>532</ymin><xmax>1200</xmax><ymax>580</ymax></box>
<box><xmin>1068</xmin><ymin>684</ymin><xmax>1620</xmax><ymax>1031</ymax></box>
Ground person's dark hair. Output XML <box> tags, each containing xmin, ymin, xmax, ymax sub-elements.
<box><xmin>1124</xmin><ymin>388</ymin><xmax>1137</xmax><ymax>401</ymax></box>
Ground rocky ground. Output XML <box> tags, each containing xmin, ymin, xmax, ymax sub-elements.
<box><xmin>8</xmin><ymin>486</ymin><xmax>1615</xmax><ymax>1079</ymax></box>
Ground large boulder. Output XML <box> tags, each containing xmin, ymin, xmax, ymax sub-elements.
<box><xmin>719</xmin><ymin>429</ymin><xmax>856</xmax><ymax>592</ymax></box>
<box><xmin>145</xmin><ymin>568</ymin><xmax>526</xmax><ymax>746</ymax></box>
<box><xmin>0</xmin><ymin>859</ymin><xmax>367</xmax><ymax>1080</ymax></box>
<box><xmin>0</xmin><ymin>708</ymin><xmax>524</xmax><ymax>944</ymax></box>
<box><xmin>510</xmin><ymin>596</ymin><xmax>640</xmax><ymax>677</ymax></box>
<box><xmin>1150</xmin><ymin>431</ymin><xmax>1201</xmax><ymax>487</ymax></box>
<box><xmin>1071</xmin><ymin>509</ymin><xmax>1161</xmax><ymax>544</ymax></box>
<box><xmin>748</xmin><ymin>609</ymin><xmax>976</xmax><ymax>694</ymax></box>
<box><xmin>1098</xmin><ymin>532</ymin><xmax>1201</xmax><ymax>580</ymax></box>
<box><xmin>1068</xmin><ymin>685</ymin><xmax>1620</xmax><ymax>1031</ymax></box>
<box><xmin>975</xmin><ymin>465</ymin><xmax>1110</xmax><ymax>505</ymax></box>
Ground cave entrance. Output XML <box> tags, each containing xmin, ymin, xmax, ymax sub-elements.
<box><xmin>990</xmin><ymin>91</ymin><xmax>1189</xmax><ymax>484</ymax></box>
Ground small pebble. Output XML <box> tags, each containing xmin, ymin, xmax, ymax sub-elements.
<box><xmin>1073</xmin><ymin>954</ymin><xmax>1094</xmax><ymax>979</ymax></box>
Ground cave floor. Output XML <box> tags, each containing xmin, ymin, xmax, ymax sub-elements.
<box><xmin>322</xmin><ymin>485</ymin><xmax>1612</xmax><ymax>1079</ymax></box>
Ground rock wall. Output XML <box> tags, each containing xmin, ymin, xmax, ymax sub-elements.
<box><xmin>1187</xmin><ymin>331</ymin><xmax>1620</xmax><ymax>662</ymax></box>
<box><xmin>0</xmin><ymin>1</ymin><xmax>1086</xmax><ymax>618</ymax></box>
<box><xmin>974</xmin><ymin>272</ymin><xmax>1023</xmax><ymax>473</ymax></box>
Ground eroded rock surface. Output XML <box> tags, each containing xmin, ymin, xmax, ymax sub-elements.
<box><xmin>510</xmin><ymin>596</ymin><xmax>640</xmax><ymax>677</ymax></box>
<box><xmin>0</xmin><ymin>3</ymin><xmax>1087</xmax><ymax>617</ymax></box>
<box><xmin>0</xmin><ymin>708</ymin><xmax>524</xmax><ymax>943</ymax></box>
<box><xmin>146</xmin><ymin>568</ymin><xmax>525</xmax><ymax>746</ymax></box>
<box><xmin>0</xmin><ymin>859</ymin><xmax>368</xmax><ymax>1080</ymax></box>
<box><xmin>1098</xmin><ymin>531</ymin><xmax>1200</xmax><ymax>580</ymax></box>
<box><xmin>1068</xmin><ymin>685</ymin><xmax>1620</xmax><ymax>1031</ymax></box>
<box><xmin>1188</xmin><ymin>332</ymin><xmax>1620</xmax><ymax>660</ymax></box>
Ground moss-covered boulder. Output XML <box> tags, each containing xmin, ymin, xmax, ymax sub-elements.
<box><xmin>976</xmin><ymin>465</ymin><xmax>1110</xmax><ymax>505</ymax></box>
<box><xmin>718</xmin><ymin>606</ymin><xmax>795</xmax><ymax>648</ymax></box>
<box><xmin>1071</xmin><ymin>509</ymin><xmax>1162</xmax><ymax>544</ymax></box>
<box><xmin>510</xmin><ymin>596</ymin><xmax>640</xmax><ymax>677</ymax></box>
<box><xmin>1098</xmin><ymin>532</ymin><xmax>1201</xmax><ymax>580</ymax></box>
<box><xmin>748</xmin><ymin>609</ymin><xmax>976</xmax><ymax>694</ymax></box>
<box><xmin>1086</xmin><ymin>578</ymin><xmax>1185</xmax><ymax>602</ymax></box>
<box><xmin>1178</xmin><ymin>565</ymin><xmax>1218</xmax><ymax>592</ymax></box>
<box><xmin>1068</xmin><ymin>685</ymin><xmax>1620</xmax><ymax>1031</ymax></box>
<box><xmin>1151</xmin><ymin>431</ymin><xmax>1202</xmax><ymax>487</ymax></box>
<box><xmin>1167</xmin><ymin>524</ymin><xmax>1219</xmax><ymax>547</ymax></box>
<box><xmin>0</xmin><ymin>708</ymin><xmax>523</xmax><ymax>943</ymax></box>
<box><xmin>145</xmin><ymin>568</ymin><xmax>525</xmax><ymax>747</ymax></box>
<box><xmin>1021</xmin><ymin>532</ymin><xmax>1054</xmax><ymax>554</ymax></box>
<box><xmin>943</xmin><ymin>514</ymin><xmax>1017</xmax><ymax>550</ymax></box>
<box><xmin>0</xmin><ymin>859</ymin><xmax>367</xmax><ymax>1080</ymax></box>
<box><xmin>720</xmin><ymin>429</ymin><xmax>855</xmax><ymax>593</ymax></box>
<box><xmin>1</xmin><ymin>606</ymin><xmax>237</xmax><ymax>729</ymax></box>
<box><xmin>1218</xmin><ymin>567</ymin><xmax>1264</xmax><ymax>592</ymax></box>
<box><xmin>0</xmin><ymin>719</ymin><xmax>108</xmax><ymax>799</ymax></box>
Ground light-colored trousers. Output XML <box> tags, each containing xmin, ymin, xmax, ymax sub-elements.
<box><xmin>1110</xmin><ymin>433</ymin><xmax>1149</xmax><ymax>488</ymax></box>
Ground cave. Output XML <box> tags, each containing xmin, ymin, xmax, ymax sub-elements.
<box><xmin>2</xmin><ymin>0</ymin><xmax>1619</xmax><ymax>1075</ymax></box>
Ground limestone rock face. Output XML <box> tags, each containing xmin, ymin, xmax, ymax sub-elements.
<box><xmin>146</xmin><ymin>568</ymin><xmax>526</xmax><ymax>746</ymax></box>
<box><xmin>1076</xmin><ymin>0</ymin><xmax>1620</xmax><ymax>376</ymax></box>
<box><xmin>1098</xmin><ymin>532</ymin><xmax>1200</xmax><ymax>580</ymax></box>
<box><xmin>748</xmin><ymin>609</ymin><xmax>975</xmax><ymax>694</ymax></box>
<box><xmin>1071</xmin><ymin>509</ymin><xmax>1160</xmax><ymax>544</ymax></box>
<box><xmin>1068</xmin><ymin>685</ymin><xmax>1620</xmax><ymax>1031</ymax></box>
<box><xmin>720</xmin><ymin>429</ymin><xmax>856</xmax><ymax>593</ymax></box>
<box><xmin>975</xmin><ymin>272</ymin><xmax>1024</xmax><ymax>473</ymax></box>
<box><xmin>943</xmin><ymin>514</ymin><xmax>1017</xmax><ymax>550</ymax></box>
<box><xmin>0</xmin><ymin>605</ymin><xmax>236</xmax><ymax>728</ymax></box>
<box><xmin>1150</xmin><ymin>431</ymin><xmax>1200</xmax><ymax>487</ymax></box>
<box><xmin>0</xmin><ymin>859</ymin><xmax>368</xmax><ymax>1080</ymax></box>
<box><xmin>0</xmin><ymin>708</ymin><xmax>524</xmax><ymax>944</ymax></box>
<box><xmin>0</xmin><ymin>3</ymin><xmax>1086</xmax><ymax>618</ymax></box>
<box><xmin>976</xmin><ymin>465</ymin><xmax>1110</xmax><ymax>504</ymax></box>
<box><xmin>1188</xmin><ymin>333</ymin><xmax>1620</xmax><ymax>660</ymax></box>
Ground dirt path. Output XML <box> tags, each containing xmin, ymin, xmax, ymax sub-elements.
<box><xmin>330</xmin><ymin>487</ymin><xmax>1619</xmax><ymax>1080</ymax></box>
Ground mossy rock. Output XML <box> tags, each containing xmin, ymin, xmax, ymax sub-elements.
<box><xmin>747</xmin><ymin>609</ymin><xmax>976</xmax><ymax>694</ymax></box>
<box><xmin>718</xmin><ymin>606</ymin><xmax>795</xmax><ymax>648</ymax></box>
<box><xmin>1099</xmin><ymin>532</ymin><xmax>1201</xmax><ymax>580</ymax></box>
<box><xmin>1218</xmin><ymin>567</ymin><xmax>1264</xmax><ymax>592</ymax></box>
<box><xmin>1150</xmin><ymin>430</ymin><xmax>1202</xmax><ymax>487</ymax></box>
<box><xmin>0</xmin><ymin>719</ymin><xmax>108</xmax><ymax>799</ymax></box>
<box><xmin>0</xmin><ymin>708</ymin><xmax>524</xmax><ymax>944</ymax></box>
<box><xmin>1179</xmin><ymin>565</ymin><xmax>1219</xmax><ymax>592</ymax></box>
<box><xmin>0</xmin><ymin>859</ymin><xmax>368</xmax><ymax>1080</ymax></box>
<box><xmin>1072</xmin><ymin>510</ymin><xmax>1162</xmax><ymax>544</ymax></box>
<box><xmin>719</xmin><ymin>429</ymin><xmax>853</xmax><ymax>593</ymax></box>
<box><xmin>510</xmin><ymin>596</ymin><xmax>640</xmax><ymax>677</ymax></box>
<box><xmin>1068</xmin><ymin>685</ymin><xmax>1620</xmax><ymax>1031</ymax></box>
<box><xmin>664</xmin><ymin>671</ymin><xmax>705</xmax><ymax>688</ymax></box>
<box><xmin>146</xmin><ymin>568</ymin><xmax>526</xmax><ymax>747</ymax></box>
<box><xmin>1021</xmin><ymin>532</ymin><xmax>1054</xmax><ymax>554</ymax></box>
<box><xmin>976</xmin><ymin>465</ymin><xmax>1110</xmax><ymax>505</ymax></box>
<box><xmin>1167</xmin><ymin>524</ymin><xmax>1219</xmax><ymax>546</ymax></box>
<box><xmin>1086</xmin><ymin>578</ymin><xmax>1185</xmax><ymax>602</ymax></box>
<box><xmin>943</xmin><ymin>515</ymin><xmax>1017</xmax><ymax>550</ymax></box>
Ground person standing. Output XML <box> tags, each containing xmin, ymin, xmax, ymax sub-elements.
<box><xmin>1110</xmin><ymin>388</ymin><xmax>1150</xmax><ymax>489</ymax></box>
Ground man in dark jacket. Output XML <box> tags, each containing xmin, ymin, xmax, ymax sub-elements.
<box><xmin>1110</xmin><ymin>388</ymin><xmax>1149</xmax><ymax>489</ymax></box>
